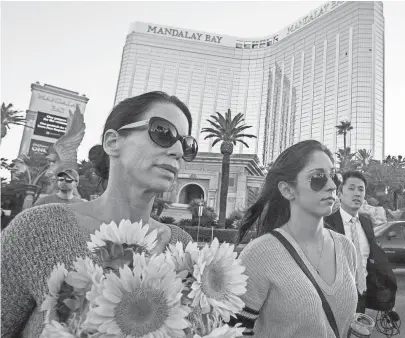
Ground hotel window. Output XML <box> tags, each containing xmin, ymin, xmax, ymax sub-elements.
<box><xmin>228</xmin><ymin>177</ymin><xmax>235</xmax><ymax>187</ymax></box>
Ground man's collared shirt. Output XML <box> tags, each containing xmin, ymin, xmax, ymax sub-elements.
<box><xmin>340</xmin><ymin>207</ymin><xmax>370</xmax><ymax>280</ymax></box>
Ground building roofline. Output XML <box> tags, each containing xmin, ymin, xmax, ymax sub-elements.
<box><xmin>192</xmin><ymin>152</ymin><xmax>264</xmax><ymax>176</ymax></box>
<box><xmin>129</xmin><ymin>1</ymin><xmax>348</xmax><ymax>49</ymax></box>
<box><xmin>31</xmin><ymin>83</ymin><xmax>89</xmax><ymax>103</ymax></box>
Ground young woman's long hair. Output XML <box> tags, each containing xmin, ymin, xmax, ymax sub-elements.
<box><xmin>236</xmin><ymin>140</ymin><xmax>333</xmax><ymax>245</ymax></box>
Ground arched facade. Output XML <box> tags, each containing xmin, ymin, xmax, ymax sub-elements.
<box><xmin>177</xmin><ymin>183</ymin><xmax>205</xmax><ymax>204</ymax></box>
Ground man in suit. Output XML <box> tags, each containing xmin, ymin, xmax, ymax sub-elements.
<box><xmin>324</xmin><ymin>170</ymin><xmax>375</xmax><ymax>313</ymax></box>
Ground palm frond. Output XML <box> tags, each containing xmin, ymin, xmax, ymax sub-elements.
<box><xmin>205</xmin><ymin>120</ymin><xmax>223</xmax><ymax>131</ymax></box>
<box><xmin>200</xmin><ymin>128</ymin><xmax>222</xmax><ymax>136</ymax></box>
<box><xmin>203</xmin><ymin>134</ymin><xmax>221</xmax><ymax>141</ymax></box>
<box><xmin>229</xmin><ymin>113</ymin><xmax>244</xmax><ymax>130</ymax></box>
<box><xmin>212</xmin><ymin>138</ymin><xmax>221</xmax><ymax>148</ymax></box>
<box><xmin>233</xmin><ymin>133</ymin><xmax>257</xmax><ymax>139</ymax></box>
<box><xmin>235</xmin><ymin>139</ymin><xmax>250</xmax><ymax>148</ymax></box>
<box><xmin>233</xmin><ymin>125</ymin><xmax>253</xmax><ymax>134</ymax></box>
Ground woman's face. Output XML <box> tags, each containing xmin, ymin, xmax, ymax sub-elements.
<box><xmin>117</xmin><ymin>102</ymin><xmax>189</xmax><ymax>194</ymax></box>
<box><xmin>292</xmin><ymin>150</ymin><xmax>337</xmax><ymax>218</ymax></box>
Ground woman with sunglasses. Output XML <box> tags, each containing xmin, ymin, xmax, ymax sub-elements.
<box><xmin>231</xmin><ymin>140</ymin><xmax>358</xmax><ymax>338</ymax></box>
<box><xmin>1</xmin><ymin>91</ymin><xmax>198</xmax><ymax>337</ymax></box>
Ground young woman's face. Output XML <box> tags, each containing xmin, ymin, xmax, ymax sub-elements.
<box><xmin>118</xmin><ymin>102</ymin><xmax>189</xmax><ymax>194</ymax></box>
<box><xmin>293</xmin><ymin>150</ymin><xmax>337</xmax><ymax>218</ymax></box>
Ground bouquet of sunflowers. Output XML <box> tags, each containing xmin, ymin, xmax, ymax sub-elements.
<box><xmin>40</xmin><ymin>220</ymin><xmax>247</xmax><ymax>338</ymax></box>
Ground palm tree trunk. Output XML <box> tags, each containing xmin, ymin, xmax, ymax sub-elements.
<box><xmin>218</xmin><ymin>153</ymin><xmax>231</xmax><ymax>228</ymax></box>
<box><xmin>393</xmin><ymin>190</ymin><xmax>399</xmax><ymax>210</ymax></box>
<box><xmin>343</xmin><ymin>132</ymin><xmax>347</xmax><ymax>151</ymax></box>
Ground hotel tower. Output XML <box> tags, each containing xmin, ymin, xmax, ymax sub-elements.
<box><xmin>114</xmin><ymin>1</ymin><xmax>384</xmax><ymax>164</ymax></box>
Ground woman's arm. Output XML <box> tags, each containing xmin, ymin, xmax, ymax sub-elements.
<box><xmin>1</xmin><ymin>204</ymin><xmax>90</xmax><ymax>337</ymax></box>
<box><xmin>229</xmin><ymin>238</ymin><xmax>271</xmax><ymax>335</ymax></box>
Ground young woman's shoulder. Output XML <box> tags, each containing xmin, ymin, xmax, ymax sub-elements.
<box><xmin>239</xmin><ymin>232</ymin><xmax>280</xmax><ymax>262</ymax></box>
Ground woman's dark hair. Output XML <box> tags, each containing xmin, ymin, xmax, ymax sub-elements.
<box><xmin>89</xmin><ymin>91</ymin><xmax>193</xmax><ymax>180</ymax></box>
<box><xmin>236</xmin><ymin>140</ymin><xmax>334</xmax><ymax>245</ymax></box>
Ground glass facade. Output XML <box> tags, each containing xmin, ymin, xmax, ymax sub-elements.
<box><xmin>114</xmin><ymin>1</ymin><xmax>385</xmax><ymax>163</ymax></box>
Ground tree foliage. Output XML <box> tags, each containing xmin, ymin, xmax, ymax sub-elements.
<box><xmin>201</xmin><ymin>109</ymin><xmax>256</xmax><ymax>228</ymax></box>
<box><xmin>1</xmin><ymin>102</ymin><xmax>27</xmax><ymax>139</ymax></box>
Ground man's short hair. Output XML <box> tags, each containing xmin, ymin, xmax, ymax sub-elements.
<box><xmin>339</xmin><ymin>170</ymin><xmax>367</xmax><ymax>191</ymax></box>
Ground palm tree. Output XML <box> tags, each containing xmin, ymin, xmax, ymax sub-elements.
<box><xmin>1</xmin><ymin>103</ymin><xmax>27</xmax><ymax>139</ymax></box>
<box><xmin>355</xmin><ymin>149</ymin><xmax>372</xmax><ymax>171</ymax></box>
<box><xmin>201</xmin><ymin>109</ymin><xmax>257</xmax><ymax>228</ymax></box>
<box><xmin>336</xmin><ymin>147</ymin><xmax>356</xmax><ymax>171</ymax></box>
<box><xmin>364</xmin><ymin>158</ymin><xmax>405</xmax><ymax>210</ymax></box>
<box><xmin>335</xmin><ymin>120</ymin><xmax>353</xmax><ymax>151</ymax></box>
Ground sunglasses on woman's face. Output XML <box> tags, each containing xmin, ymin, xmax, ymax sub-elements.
<box><xmin>308</xmin><ymin>172</ymin><xmax>339</xmax><ymax>192</ymax></box>
<box><xmin>117</xmin><ymin>117</ymin><xmax>198</xmax><ymax>162</ymax></box>
<box><xmin>293</xmin><ymin>172</ymin><xmax>339</xmax><ymax>192</ymax></box>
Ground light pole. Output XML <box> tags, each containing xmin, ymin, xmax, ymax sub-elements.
<box><xmin>196</xmin><ymin>200</ymin><xmax>204</xmax><ymax>243</ymax></box>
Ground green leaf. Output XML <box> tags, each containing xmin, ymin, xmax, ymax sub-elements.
<box><xmin>63</xmin><ymin>298</ymin><xmax>80</xmax><ymax>311</ymax></box>
<box><xmin>111</xmin><ymin>243</ymin><xmax>124</xmax><ymax>258</ymax></box>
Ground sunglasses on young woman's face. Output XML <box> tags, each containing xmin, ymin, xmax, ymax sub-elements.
<box><xmin>117</xmin><ymin>117</ymin><xmax>198</xmax><ymax>162</ymax></box>
<box><xmin>293</xmin><ymin>172</ymin><xmax>339</xmax><ymax>192</ymax></box>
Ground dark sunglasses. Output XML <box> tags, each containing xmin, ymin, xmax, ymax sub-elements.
<box><xmin>293</xmin><ymin>172</ymin><xmax>339</xmax><ymax>192</ymax></box>
<box><xmin>118</xmin><ymin>117</ymin><xmax>198</xmax><ymax>162</ymax></box>
<box><xmin>57</xmin><ymin>177</ymin><xmax>74</xmax><ymax>183</ymax></box>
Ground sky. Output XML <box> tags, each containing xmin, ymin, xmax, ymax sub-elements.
<box><xmin>1</xmin><ymin>0</ymin><xmax>405</xmax><ymax>164</ymax></box>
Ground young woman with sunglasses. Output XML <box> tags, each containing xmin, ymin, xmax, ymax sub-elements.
<box><xmin>1</xmin><ymin>91</ymin><xmax>198</xmax><ymax>337</ymax></box>
<box><xmin>231</xmin><ymin>140</ymin><xmax>358</xmax><ymax>338</ymax></box>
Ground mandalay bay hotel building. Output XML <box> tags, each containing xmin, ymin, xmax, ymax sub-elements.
<box><xmin>115</xmin><ymin>1</ymin><xmax>384</xmax><ymax>171</ymax></box>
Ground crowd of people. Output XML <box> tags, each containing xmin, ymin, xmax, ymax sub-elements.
<box><xmin>1</xmin><ymin>91</ymin><xmax>396</xmax><ymax>337</ymax></box>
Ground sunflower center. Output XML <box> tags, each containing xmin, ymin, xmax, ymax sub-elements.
<box><xmin>201</xmin><ymin>263</ymin><xmax>226</xmax><ymax>301</ymax></box>
<box><xmin>114</xmin><ymin>288</ymin><xmax>169</xmax><ymax>337</ymax></box>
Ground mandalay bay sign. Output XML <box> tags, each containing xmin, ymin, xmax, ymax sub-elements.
<box><xmin>135</xmin><ymin>1</ymin><xmax>346</xmax><ymax>48</ymax></box>
<box><xmin>146</xmin><ymin>25</ymin><xmax>224</xmax><ymax>44</ymax></box>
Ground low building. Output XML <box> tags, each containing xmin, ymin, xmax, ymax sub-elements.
<box><xmin>161</xmin><ymin>152</ymin><xmax>265</xmax><ymax>221</ymax></box>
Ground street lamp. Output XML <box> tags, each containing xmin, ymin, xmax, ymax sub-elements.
<box><xmin>196</xmin><ymin>199</ymin><xmax>204</xmax><ymax>243</ymax></box>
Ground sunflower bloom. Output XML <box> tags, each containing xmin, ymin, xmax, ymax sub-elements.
<box><xmin>41</xmin><ymin>263</ymin><xmax>68</xmax><ymax>323</ymax></box>
<box><xmin>39</xmin><ymin>320</ymin><xmax>78</xmax><ymax>338</ymax></box>
<box><xmin>86</xmin><ymin>253</ymin><xmax>191</xmax><ymax>337</ymax></box>
<box><xmin>193</xmin><ymin>323</ymin><xmax>245</xmax><ymax>338</ymax></box>
<box><xmin>87</xmin><ymin>219</ymin><xmax>157</xmax><ymax>252</ymax></box>
<box><xmin>188</xmin><ymin>238</ymin><xmax>248</xmax><ymax>322</ymax></box>
<box><xmin>166</xmin><ymin>241</ymin><xmax>194</xmax><ymax>276</ymax></box>
<box><xmin>65</xmin><ymin>257</ymin><xmax>104</xmax><ymax>294</ymax></box>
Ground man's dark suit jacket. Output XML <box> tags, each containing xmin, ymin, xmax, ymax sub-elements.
<box><xmin>324</xmin><ymin>210</ymin><xmax>397</xmax><ymax>311</ymax></box>
<box><xmin>324</xmin><ymin>210</ymin><xmax>375</xmax><ymax>244</ymax></box>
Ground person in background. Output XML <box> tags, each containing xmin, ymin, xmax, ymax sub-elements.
<box><xmin>324</xmin><ymin>171</ymin><xmax>374</xmax><ymax>314</ymax></box>
<box><xmin>231</xmin><ymin>140</ymin><xmax>358</xmax><ymax>338</ymax></box>
<box><xmin>33</xmin><ymin>169</ymin><xmax>83</xmax><ymax>206</ymax></box>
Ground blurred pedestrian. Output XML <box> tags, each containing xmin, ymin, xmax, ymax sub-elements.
<box><xmin>33</xmin><ymin>169</ymin><xmax>82</xmax><ymax>206</ymax></box>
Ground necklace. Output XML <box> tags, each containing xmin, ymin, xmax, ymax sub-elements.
<box><xmin>286</xmin><ymin>222</ymin><xmax>325</xmax><ymax>274</ymax></box>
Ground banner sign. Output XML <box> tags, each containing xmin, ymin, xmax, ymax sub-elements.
<box><xmin>33</xmin><ymin>111</ymin><xmax>68</xmax><ymax>139</ymax></box>
<box><xmin>29</xmin><ymin>139</ymin><xmax>54</xmax><ymax>157</ymax></box>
